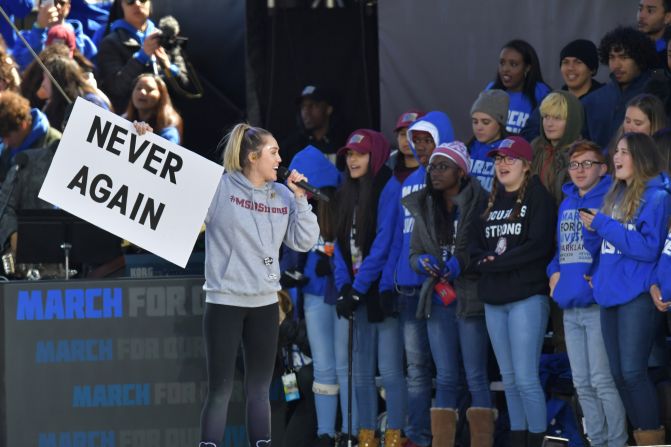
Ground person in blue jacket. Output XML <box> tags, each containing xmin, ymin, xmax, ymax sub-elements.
<box><xmin>581</xmin><ymin>26</ymin><xmax>658</xmax><ymax>149</ymax></box>
<box><xmin>580</xmin><ymin>132</ymin><xmax>671</xmax><ymax>446</ymax></box>
<box><xmin>0</xmin><ymin>0</ymin><xmax>33</xmax><ymax>54</ymax></box>
<box><xmin>68</xmin><ymin>0</ymin><xmax>112</xmax><ymax>40</ymax></box>
<box><xmin>468</xmin><ymin>89</ymin><xmax>509</xmax><ymax>192</ymax></box>
<box><xmin>124</xmin><ymin>73</ymin><xmax>182</xmax><ymax>144</ymax></box>
<box><xmin>636</xmin><ymin>0</ymin><xmax>671</xmax><ymax>68</ymax></box>
<box><xmin>97</xmin><ymin>0</ymin><xmax>182</xmax><ymax>113</ymax></box>
<box><xmin>485</xmin><ymin>39</ymin><xmax>551</xmax><ymax>135</ymax></box>
<box><xmin>651</xmin><ymin>222</ymin><xmax>671</xmax><ymax>310</ymax></box>
<box><xmin>287</xmin><ymin>145</ymin><xmax>359</xmax><ymax>447</ymax></box>
<box><xmin>379</xmin><ymin>110</ymin><xmax>454</xmax><ymax>447</ymax></box>
<box><xmin>547</xmin><ymin>140</ymin><xmax>627</xmax><ymax>447</ymax></box>
<box><xmin>0</xmin><ymin>90</ymin><xmax>61</xmax><ymax>181</ymax></box>
<box><xmin>12</xmin><ymin>0</ymin><xmax>97</xmax><ymax>71</ymax></box>
<box><xmin>332</xmin><ymin>129</ymin><xmax>405</xmax><ymax>447</ymax></box>
<box><xmin>522</xmin><ymin>39</ymin><xmax>603</xmax><ymax>142</ymax></box>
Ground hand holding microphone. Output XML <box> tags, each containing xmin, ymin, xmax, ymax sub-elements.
<box><xmin>277</xmin><ymin>166</ymin><xmax>330</xmax><ymax>201</ymax></box>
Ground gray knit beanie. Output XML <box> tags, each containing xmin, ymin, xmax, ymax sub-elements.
<box><xmin>470</xmin><ymin>89</ymin><xmax>510</xmax><ymax>129</ymax></box>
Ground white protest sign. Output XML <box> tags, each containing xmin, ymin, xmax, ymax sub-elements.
<box><xmin>39</xmin><ymin>97</ymin><xmax>224</xmax><ymax>267</ymax></box>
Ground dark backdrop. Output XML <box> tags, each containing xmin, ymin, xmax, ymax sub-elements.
<box><xmin>246</xmin><ymin>1</ymin><xmax>380</xmax><ymax>146</ymax></box>
<box><xmin>152</xmin><ymin>0</ymin><xmax>246</xmax><ymax>161</ymax></box>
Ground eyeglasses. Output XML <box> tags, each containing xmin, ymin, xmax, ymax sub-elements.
<box><xmin>568</xmin><ymin>160</ymin><xmax>604</xmax><ymax>170</ymax></box>
<box><xmin>493</xmin><ymin>155</ymin><xmax>519</xmax><ymax>165</ymax></box>
<box><xmin>427</xmin><ymin>162</ymin><xmax>457</xmax><ymax>173</ymax></box>
<box><xmin>124</xmin><ymin>0</ymin><xmax>149</xmax><ymax>4</ymax></box>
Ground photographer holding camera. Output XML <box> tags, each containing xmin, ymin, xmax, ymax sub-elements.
<box><xmin>97</xmin><ymin>0</ymin><xmax>191</xmax><ymax>113</ymax></box>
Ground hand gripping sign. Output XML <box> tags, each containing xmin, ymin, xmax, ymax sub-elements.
<box><xmin>39</xmin><ymin>97</ymin><xmax>224</xmax><ymax>267</ymax></box>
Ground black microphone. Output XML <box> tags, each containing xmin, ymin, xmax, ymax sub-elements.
<box><xmin>277</xmin><ymin>166</ymin><xmax>330</xmax><ymax>202</ymax></box>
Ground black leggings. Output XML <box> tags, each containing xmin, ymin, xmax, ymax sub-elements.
<box><xmin>200</xmin><ymin>302</ymin><xmax>279</xmax><ymax>447</ymax></box>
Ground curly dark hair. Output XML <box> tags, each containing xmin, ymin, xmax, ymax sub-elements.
<box><xmin>598</xmin><ymin>26</ymin><xmax>658</xmax><ymax>72</ymax></box>
<box><xmin>0</xmin><ymin>91</ymin><xmax>31</xmax><ymax>136</ymax></box>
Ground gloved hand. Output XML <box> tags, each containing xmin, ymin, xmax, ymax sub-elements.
<box><xmin>379</xmin><ymin>290</ymin><xmax>397</xmax><ymax>318</ymax></box>
<box><xmin>336</xmin><ymin>285</ymin><xmax>360</xmax><ymax>319</ymax></box>
<box><xmin>280</xmin><ymin>270</ymin><xmax>309</xmax><ymax>289</ymax></box>
<box><xmin>417</xmin><ymin>254</ymin><xmax>441</xmax><ymax>277</ymax></box>
<box><xmin>440</xmin><ymin>254</ymin><xmax>461</xmax><ymax>282</ymax></box>
<box><xmin>315</xmin><ymin>251</ymin><xmax>332</xmax><ymax>277</ymax></box>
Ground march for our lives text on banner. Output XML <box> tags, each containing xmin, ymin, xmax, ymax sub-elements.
<box><xmin>3</xmin><ymin>278</ymin><xmax>288</xmax><ymax>446</ymax></box>
<box><xmin>39</xmin><ymin>98</ymin><xmax>224</xmax><ymax>267</ymax></box>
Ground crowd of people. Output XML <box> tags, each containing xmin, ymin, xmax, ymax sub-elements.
<box><xmin>260</xmin><ymin>3</ymin><xmax>671</xmax><ymax>447</ymax></box>
<box><xmin>0</xmin><ymin>0</ymin><xmax>190</xmax><ymax>261</ymax></box>
<box><xmin>5</xmin><ymin>1</ymin><xmax>671</xmax><ymax>447</ymax></box>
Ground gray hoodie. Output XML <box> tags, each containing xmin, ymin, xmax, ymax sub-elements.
<box><xmin>203</xmin><ymin>171</ymin><xmax>320</xmax><ymax>307</ymax></box>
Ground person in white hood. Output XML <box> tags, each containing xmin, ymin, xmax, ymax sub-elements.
<box><xmin>199</xmin><ymin>123</ymin><xmax>320</xmax><ymax>447</ymax></box>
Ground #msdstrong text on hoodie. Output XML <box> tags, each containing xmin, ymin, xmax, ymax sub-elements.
<box><xmin>203</xmin><ymin>171</ymin><xmax>320</xmax><ymax>307</ymax></box>
<box><xmin>583</xmin><ymin>174</ymin><xmax>671</xmax><ymax>307</ymax></box>
<box><xmin>547</xmin><ymin>176</ymin><xmax>611</xmax><ymax>309</ymax></box>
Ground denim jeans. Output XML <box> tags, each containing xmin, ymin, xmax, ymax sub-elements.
<box><xmin>484</xmin><ymin>294</ymin><xmax>550</xmax><ymax>433</ymax></box>
<box><xmin>563</xmin><ymin>305</ymin><xmax>627</xmax><ymax>447</ymax></box>
<box><xmin>600</xmin><ymin>293</ymin><xmax>660</xmax><ymax>430</ymax></box>
<box><xmin>398</xmin><ymin>290</ymin><xmax>432</xmax><ymax>446</ymax></box>
<box><xmin>304</xmin><ymin>293</ymin><xmax>358</xmax><ymax>436</ymax></box>
<box><xmin>427</xmin><ymin>301</ymin><xmax>491</xmax><ymax>408</ymax></box>
<box><xmin>353</xmin><ymin>304</ymin><xmax>407</xmax><ymax>430</ymax></box>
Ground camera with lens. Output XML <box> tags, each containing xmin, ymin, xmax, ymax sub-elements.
<box><xmin>157</xmin><ymin>15</ymin><xmax>188</xmax><ymax>49</ymax></box>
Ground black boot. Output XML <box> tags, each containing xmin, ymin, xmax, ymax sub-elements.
<box><xmin>509</xmin><ymin>430</ymin><xmax>527</xmax><ymax>447</ymax></box>
<box><xmin>314</xmin><ymin>434</ymin><xmax>336</xmax><ymax>447</ymax></box>
<box><xmin>526</xmin><ymin>431</ymin><xmax>545</xmax><ymax>447</ymax></box>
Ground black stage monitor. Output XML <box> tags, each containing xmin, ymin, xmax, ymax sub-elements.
<box><xmin>16</xmin><ymin>210</ymin><xmax>121</xmax><ymax>266</ymax></box>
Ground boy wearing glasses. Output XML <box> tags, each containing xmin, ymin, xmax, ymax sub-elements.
<box><xmin>546</xmin><ymin>140</ymin><xmax>627</xmax><ymax>447</ymax></box>
<box><xmin>12</xmin><ymin>0</ymin><xmax>97</xmax><ymax>71</ymax></box>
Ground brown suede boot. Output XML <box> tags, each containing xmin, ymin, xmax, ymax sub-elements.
<box><xmin>384</xmin><ymin>429</ymin><xmax>403</xmax><ymax>447</ymax></box>
<box><xmin>466</xmin><ymin>407</ymin><xmax>498</xmax><ymax>447</ymax></box>
<box><xmin>633</xmin><ymin>426</ymin><xmax>666</xmax><ymax>445</ymax></box>
<box><xmin>358</xmin><ymin>428</ymin><xmax>379</xmax><ymax>447</ymax></box>
<box><xmin>430</xmin><ymin>408</ymin><xmax>458</xmax><ymax>447</ymax></box>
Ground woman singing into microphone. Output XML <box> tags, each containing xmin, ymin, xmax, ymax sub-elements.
<box><xmin>199</xmin><ymin>123</ymin><xmax>320</xmax><ymax>447</ymax></box>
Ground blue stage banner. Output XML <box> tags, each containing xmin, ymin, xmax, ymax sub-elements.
<box><xmin>1</xmin><ymin>277</ymin><xmax>278</xmax><ymax>447</ymax></box>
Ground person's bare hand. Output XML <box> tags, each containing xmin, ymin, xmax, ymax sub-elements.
<box><xmin>37</xmin><ymin>2</ymin><xmax>60</xmax><ymax>28</ymax></box>
<box><xmin>142</xmin><ymin>31</ymin><xmax>161</xmax><ymax>56</ymax></box>
<box><xmin>549</xmin><ymin>272</ymin><xmax>560</xmax><ymax>297</ymax></box>
<box><xmin>579</xmin><ymin>210</ymin><xmax>595</xmax><ymax>231</ymax></box>
<box><xmin>155</xmin><ymin>47</ymin><xmax>171</xmax><ymax>68</ymax></box>
<box><xmin>285</xmin><ymin>169</ymin><xmax>308</xmax><ymax>198</ymax></box>
<box><xmin>132</xmin><ymin>120</ymin><xmax>153</xmax><ymax>135</ymax></box>
<box><xmin>651</xmin><ymin>284</ymin><xmax>671</xmax><ymax>312</ymax></box>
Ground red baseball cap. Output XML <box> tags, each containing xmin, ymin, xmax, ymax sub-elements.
<box><xmin>394</xmin><ymin>109</ymin><xmax>424</xmax><ymax>131</ymax></box>
<box><xmin>486</xmin><ymin>136</ymin><xmax>533</xmax><ymax>162</ymax></box>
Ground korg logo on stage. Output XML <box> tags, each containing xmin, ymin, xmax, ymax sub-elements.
<box><xmin>16</xmin><ymin>288</ymin><xmax>123</xmax><ymax>320</ymax></box>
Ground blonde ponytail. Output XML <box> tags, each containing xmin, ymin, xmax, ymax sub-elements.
<box><xmin>220</xmin><ymin>123</ymin><xmax>272</xmax><ymax>172</ymax></box>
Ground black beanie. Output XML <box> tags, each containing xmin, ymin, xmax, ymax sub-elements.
<box><xmin>560</xmin><ymin>39</ymin><xmax>599</xmax><ymax>73</ymax></box>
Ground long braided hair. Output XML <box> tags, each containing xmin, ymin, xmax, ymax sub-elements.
<box><xmin>481</xmin><ymin>164</ymin><xmax>531</xmax><ymax>220</ymax></box>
